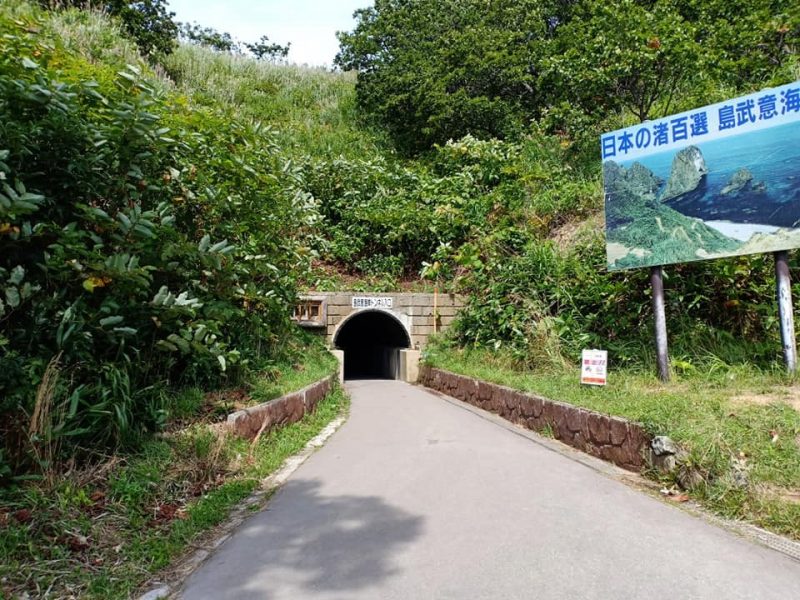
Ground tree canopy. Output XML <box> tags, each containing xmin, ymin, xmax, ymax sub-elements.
<box><xmin>336</xmin><ymin>0</ymin><xmax>550</xmax><ymax>154</ymax></box>
<box><xmin>336</xmin><ymin>0</ymin><xmax>800</xmax><ymax>154</ymax></box>
<box><xmin>179</xmin><ymin>23</ymin><xmax>290</xmax><ymax>61</ymax></box>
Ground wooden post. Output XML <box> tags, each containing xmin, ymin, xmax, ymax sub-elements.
<box><xmin>774</xmin><ymin>250</ymin><xmax>797</xmax><ymax>373</ymax></box>
<box><xmin>650</xmin><ymin>266</ymin><xmax>669</xmax><ymax>382</ymax></box>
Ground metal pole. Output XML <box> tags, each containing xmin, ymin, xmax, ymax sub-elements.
<box><xmin>774</xmin><ymin>250</ymin><xmax>797</xmax><ymax>373</ymax></box>
<box><xmin>650</xmin><ymin>265</ymin><xmax>669</xmax><ymax>382</ymax></box>
<box><xmin>433</xmin><ymin>284</ymin><xmax>438</xmax><ymax>334</ymax></box>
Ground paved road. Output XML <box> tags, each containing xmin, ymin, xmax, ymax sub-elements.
<box><xmin>181</xmin><ymin>380</ymin><xmax>800</xmax><ymax>599</ymax></box>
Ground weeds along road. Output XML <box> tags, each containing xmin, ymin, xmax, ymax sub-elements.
<box><xmin>180</xmin><ymin>380</ymin><xmax>800</xmax><ymax>600</ymax></box>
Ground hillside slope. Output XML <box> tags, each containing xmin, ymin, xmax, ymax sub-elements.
<box><xmin>163</xmin><ymin>44</ymin><xmax>390</xmax><ymax>161</ymax></box>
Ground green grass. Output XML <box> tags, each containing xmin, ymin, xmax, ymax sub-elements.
<box><xmin>249</xmin><ymin>343</ymin><xmax>338</xmax><ymax>404</ymax></box>
<box><xmin>46</xmin><ymin>5</ymin><xmax>146</xmax><ymax>74</ymax></box>
<box><xmin>424</xmin><ymin>342</ymin><xmax>800</xmax><ymax>539</ymax></box>
<box><xmin>162</xmin><ymin>43</ymin><xmax>390</xmax><ymax>162</ymax></box>
<box><xmin>0</xmin><ymin>386</ymin><xmax>347</xmax><ymax>599</ymax></box>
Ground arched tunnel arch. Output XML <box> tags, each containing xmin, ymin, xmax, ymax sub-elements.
<box><xmin>334</xmin><ymin>310</ymin><xmax>411</xmax><ymax>380</ymax></box>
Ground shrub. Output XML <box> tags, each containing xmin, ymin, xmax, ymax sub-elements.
<box><xmin>0</xmin><ymin>3</ymin><xmax>313</xmax><ymax>470</ymax></box>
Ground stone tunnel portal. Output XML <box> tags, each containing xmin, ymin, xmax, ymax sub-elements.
<box><xmin>333</xmin><ymin>310</ymin><xmax>411</xmax><ymax>380</ymax></box>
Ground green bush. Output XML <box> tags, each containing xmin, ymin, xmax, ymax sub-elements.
<box><xmin>0</xmin><ymin>3</ymin><xmax>313</xmax><ymax>469</ymax></box>
<box><xmin>453</xmin><ymin>211</ymin><xmax>786</xmax><ymax>369</ymax></box>
<box><xmin>430</xmin><ymin>133</ymin><xmax>788</xmax><ymax>369</ymax></box>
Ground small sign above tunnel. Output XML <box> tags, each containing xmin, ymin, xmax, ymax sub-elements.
<box><xmin>352</xmin><ymin>296</ymin><xmax>393</xmax><ymax>309</ymax></box>
<box><xmin>294</xmin><ymin>291</ymin><xmax>464</xmax><ymax>353</ymax></box>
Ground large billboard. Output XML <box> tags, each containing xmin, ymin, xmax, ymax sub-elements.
<box><xmin>601</xmin><ymin>81</ymin><xmax>800</xmax><ymax>271</ymax></box>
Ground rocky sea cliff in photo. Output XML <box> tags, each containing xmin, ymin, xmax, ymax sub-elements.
<box><xmin>604</xmin><ymin>118</ymin><xmax>800</xmax><ymax>270</ymax></box>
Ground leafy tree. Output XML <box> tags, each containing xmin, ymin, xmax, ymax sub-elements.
<box><xmin>335</xmin><ymin>0</ymin><xmax>552</xmax><ymax>155</ymax></box>
<box><xmin>536</xmin><ymin>0</ymin><xmax>799</xmax><ymax>156</ymax></box>
<box><xmin>179</xmin><ymin>24</ymin><xmax>290</xmax><ymax>62</ymax></box>
<box><xmin>111</xmin><ymin>0</ymin><xmax>177</xmax><ymax>57</ymax></box>
<box><xmin>179</xmin><ymin>21</ymin><xmax>240</xmax><ymax>52</ymax></box>
<box><xmin>42</xmin><ymin>1</ymin><xmax>179</xmax><ymax>57</ymax></box>
<box><xmin>541</xmin><ymin>0</ymin><xmax>705</xmax><ymax>123</ymax></box>
<box><xmin>246</xmin><ymin>35</ymin><xmax>290</xmax><ymax>62</ymax></box>
<box><xmin>669</xmin><ymin>0</ymin><xmax>800</xmax><ymax>89</ymax></box>
<box><xmin>337</xmin><ymin>0</ymin><xmax>798</xmax><ymax>154</ymax></box>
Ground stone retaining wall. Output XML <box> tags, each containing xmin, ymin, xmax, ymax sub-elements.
<box><xmin>227</xmin><ymin>375</ymin><xmax>335</xmax><ymax>439</ymax></box>
<box><xmin>419</xmin><ymin>366</ymin><xmax>649</xmax><ymax>472</ymax></box>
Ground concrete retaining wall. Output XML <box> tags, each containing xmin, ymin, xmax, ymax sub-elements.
<box><xmin>419</xmin><ymin>366</ymin><xmax>649</xmax><ymax>472</ymax></box>
<box><xmin>227</xmin><ymin>375</ymin><xmax>335</xmax><ymax>439</ymax></box>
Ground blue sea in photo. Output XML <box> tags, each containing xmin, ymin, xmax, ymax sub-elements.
<box><xmin>619</xmin><ymin>120</ymin><xmax>800</xmax><ymax>228</ymax></box>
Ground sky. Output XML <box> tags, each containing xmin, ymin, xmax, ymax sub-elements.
<box><xmin>167</xmin><ymin>0</ymin><xmax>372</xmax><ymax>67</ymax></box>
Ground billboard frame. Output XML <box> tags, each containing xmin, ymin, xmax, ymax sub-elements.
<box><xmin>601</xmin><ymin>81</ymin><xmax>800</xmax><ymax>378</ymax></box>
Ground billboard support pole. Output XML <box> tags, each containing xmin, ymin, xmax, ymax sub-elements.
<box><xmin>650</xmin><ymin>266</ymin><xmax>669</xmax><ymax>382</ymax></box>
<box><xmin>774</xmin><ymin>251</ymin><xmax>796</xmax><ymax>373</ymax></box>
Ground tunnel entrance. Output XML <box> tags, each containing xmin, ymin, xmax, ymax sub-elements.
<box><xmin>334</xmin><ymin>310</ymin><xmax>411</xmax><ymax>380</ymax></box>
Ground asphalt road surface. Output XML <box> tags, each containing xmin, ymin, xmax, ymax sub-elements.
<box><xmin>180</xmin><ymin>380</ymin><xmax>800</xmax><ymax>599</ymax></box>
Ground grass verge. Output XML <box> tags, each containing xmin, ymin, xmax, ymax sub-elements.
<box><xmin>424</xmin><ymin>341</ymin><xmax>800</xmax><ymax>540</ymax></box>
<box><xmin>0</xmin><ymin>374</ymin><xmax>346</xmax><ymax>599</ymax></box>
<box><xmin>249</xmin><ymin>343</ymin><xmax>338</xmax><ymax>405</ymax></box>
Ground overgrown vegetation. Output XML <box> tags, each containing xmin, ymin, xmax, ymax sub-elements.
<box><xmin>424</xmin><ymin>340</ymin><xmax>800</xmax><ymax>539</ymax></box>
<box><xmin>161</xmin><ymin>44</ymin><xmax>387</xmax><ymax>161</ymax></box>
<box><xmin>329</xmin><ymin>0</ymin><xmax>800</xmax><ymax>369</ymax></box>
<box><xmin>0</xmin><ymin>380</ymin><xmax>346</xmax><ymax>598</ymax></box>
<box><xmin>249</xmin><ymin>343</ymin><xmax>338</xmax><ymax>405</ymax></box>
<box><xmin>0</xmin><ymin>1</ymin><xmax>319</xmax><ymax>476</ymax></box>
<box><xmin>40</xmin><ymin>0</ymin><xmax>179</xmax><ymax>58</ymax></box>
<box><xmin>3</xmin><ymin>0</ymin><xmax>800</xmax><ymax>577</ymax></box>
<box><xmin>338</xmin><ymin>0</ymin><xmax>799</xmax><ymax>156</ymax></box>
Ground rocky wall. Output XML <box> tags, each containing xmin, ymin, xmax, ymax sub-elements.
<box><xmin>227</xmin><ymin>375</ymin><xmax>335</xmax><ymax>439</ymax></box>
<box><xmin>419</xmin><ymin>366</ymin><xmax>649</xmax><ymax>472</ymax></box>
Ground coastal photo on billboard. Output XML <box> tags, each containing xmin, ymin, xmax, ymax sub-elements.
<box><xmin>601</xmin><ymin>81</ymin><xmax>800</xmax><ymax>271</ymax></box>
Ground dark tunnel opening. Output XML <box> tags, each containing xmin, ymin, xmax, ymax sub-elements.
<box><xmin>334</xmin><ymin>311</ymin><xmax>411</xmax><ymax>380</ymax></box>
